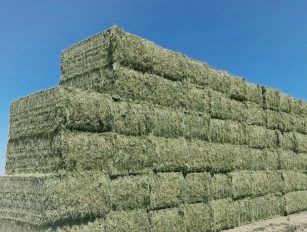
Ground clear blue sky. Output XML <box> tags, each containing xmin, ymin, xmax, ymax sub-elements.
<box><xmin>1</xmin><ymin>0</ymin><xmax>307</xmax><ymax>175</ymax></box>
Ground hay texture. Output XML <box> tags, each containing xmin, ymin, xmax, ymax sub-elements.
<box><xmin>4</xmin><ymin>26</ymin><xmax>307</xmax><ymax>232</ymax></box>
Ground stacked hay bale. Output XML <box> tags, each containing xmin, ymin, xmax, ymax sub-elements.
<box><xmin>1</xmin><ymin>26</ymin><xmax>307</xmax><ymax>231</ymax></box>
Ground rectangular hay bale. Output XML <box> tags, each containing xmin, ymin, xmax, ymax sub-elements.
<box><xmin>284</xmin><ymin>191</ymin><xmax>307</xmax><ymax>215</ymax></box>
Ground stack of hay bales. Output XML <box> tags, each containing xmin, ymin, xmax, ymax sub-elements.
<box><xmin>1</xmin><ymin>26</ymin><xmax>307</xmax><ymax>231</ymax></box>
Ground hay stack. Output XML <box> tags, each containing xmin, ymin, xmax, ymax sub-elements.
<box><xmin>1</xmin><ymin>26</ymin><xmax>307</xmax><ymax>231</ymax></box>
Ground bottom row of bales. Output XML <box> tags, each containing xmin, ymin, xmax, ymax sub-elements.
<box><xmin>0</xmin><ymin>195</ymin><xmax>289</xmax><ymax>232</ymax></box>
<box><xmin>1</xmin><ymin>171</ymin><xmax>307</xmax><ymax>231</ymax></box>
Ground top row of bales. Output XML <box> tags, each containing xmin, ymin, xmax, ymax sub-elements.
<box><xmin>60</xmin><ymin>27</ymin><xmax>307</xmax><ymax>116</ymax></box>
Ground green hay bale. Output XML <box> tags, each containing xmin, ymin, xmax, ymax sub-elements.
<box><xmin>279</xmin><ymin>150</ymin><xmax>307</xmax><ymax>171</ymax></box>
<box><xmin>150</xmin><ymin>172</ymin><xmax>185</xmax><ymax>210</ymax></box>
<box><xmin>265</xmin><ymin>109</ymin><xmax>284</xmax><ymax>131</ymax></box>
<box><xmin>249</xmin><ymin>149</ymin><xmax>279</xmax><ymax>171</ymax></box>
<box><xmin>282</xmin><ymin>171</ymin><xmax>307</xmax><ymax>193</ymax></box>
<box><xmin>209</xmin><ymin>119</ymin><xmax>245</xmax><ymax>145</ymax></box>
<box><xmin>211</xmin><ymin>198</ymin><xmax>238</xmax><ymax>231</ymax></box>
<box><xmin>245</xmin><ymin>102</ymin><xmax>265</xmax><ymax>126</ymax></box>
<box><xmin>105</xmin><ymin>209</ymin><xmax>150</xmax><ymax>232</ymax></box>
<box><xmin>294</xmin><ymin>132</ymin><xmax>307</xmax><ymax>153</ymax></box>
<box><xmin>110</xmin><ymin>175</ymin><xmax>150</xmax><ymax>210</ymax></box>
<box><xmin>183</xmin><ymin>172</ymin><xmax>211</xmax><ymax>204</ymax></box>
<box><xmin>245</xmin><ymin>125</ymin><xmax>278</xmax><ymax>149</ymax></box>
<box><xmin>60</xmin><ymin>27</ymin><xmax>263</xmax><ymax>105</ymax></box>
<box><xmin>9</xmin><ymin>87</ymin><xmax>112</xmax><ymax>140</ymax></box>
<box><xmin>263</xmin><ymin>87</ymin><xmax>280</xmax><ymax>111</ymax></box>
<box><xmin>232</xmin><ymin>198</ymin><xmax>251</xmax><ymax>227</ymax></box>
<box><xmin>0</xmin><ymin>173</ymin><xmax>110</xmax><ymax>226</ymax></box>
<box><xmin>108</xmin><ymin>134</ymin><xmax>155</xmax><ymax>176</ymax></box>
<box><xmin>209</xmin><ymin>91</ymin><xmax>246</xmax><ymax>122</ymax></box>
<box><xmin>284</xmin><ymin>191</ymin><xmax>307</xmax><ymax>214</ymax></box>
<box><xmin>290</xmin><ymin>98</ymin><xmax>305</xmax><ymax>115</ymax></box>
<box><xmin>248</xmin><ymin>194</ymin><xmax>285</xmax><ymax>222</ymax></box>
<box><xmin>279</xmin><ymin>92</ymin><xmax>292</xmax><ymax>113</ymax></box>
<box><xmin>279</xmin><ymin>132</ymin><xmax>296</xmax><ymax>151</ymax></box>
<box><xmin>183</xmin><ymin>203</ymin><xmax>211</xmax><ymax>232</ymax></box>
<box><xmin>230</xmin><ymin>171</ymin><xmax>283</xmax><ymax>199</ymax></box>
<box><xmin>152</xmin><ymin>136</ymin><xmax>187</xmax><ymax>172</ymax></box>
<box><xmin>150</xmin><ymin>208</ymin><xmax>185</xmax><ymax>232</ymax></box>
<box><xmin>245</xmin><ymin>83</ymin><xmax>263</xmax><ymax>105</ymax></box>
<box><xmin>209</xmin><ymin>173</ymin><xmax>232</xmax><ymax>200</ymax></box>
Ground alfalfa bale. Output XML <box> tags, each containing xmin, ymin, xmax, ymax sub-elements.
<box><xmin>279</xmin><ymin>132</ymin><xmax>296</xmax><ymax>151</ymax></box>
<box><xmin>0</xmin><ymin>173</ymin><xmax>111</xmax><ymax>226</ymax></box>
<box><xmin>249</xmin><ymin>194</ymin><xmax>285</xmax><ymax>222</ymax></box>
<box><xmin>265</xmin><ymin>109</ymin><xmax>284</xmax><ymax>131</ymax></box>
<box><xmin>249</xmin><ymin>149</ymin><xmax>279</xmax><ymax>171</ymax></box>
<box><xmin>9</xmin><ymin>87</ymin><xmax>113</xmax><ymax>140</ymax></box>
<box><xmin>290</xmin><ymin>98</ymin><xmax>305</xmax><ymax>115</ymax></box>
<box><xmin>294</xmin><ymin>132</ymin><xmax>307</xmax><ymax>153</ymax></box>
<box><xmin>209</xmin><ymin>91</ymin><xmax>246</xmax><ymax>122</ymax></box>
<box><xmin>245</xmin><ymin>102</ymin><xmax>265</xmax><ymax>126</ymax></box>
<box><xmin>108</xmin><ymin>134</ymin><xmax>155</xmax><ymax>176</ymax></box>
<box><xmin>110</xmin><ymin>175</ymin><xmax>150</xmax><ymax>211</ymax></box>
<box><xmin>279</xmin><ymin>150</ymin><xmax>307</xmax><ymax>171</ymax></box>
<box><xmin>282</xmin><ymin>171</ymin><xmax>307</xmax><ymax>193</ymax></box>
<box><xmin>183</xmin><ymin>203</ymin><xmax>211</xmax><ymax>232</ymax></box>
<box><xmin>210</xmin><ymin>198</ymin><xmax>239</xmax><ymax>231</ymax></box>
<box><xmin>209</xmin><ymin>119</ymin><xmax>246</xmax><ymax>145</ymax></box>
<box><xmin>150</xmin><ymin>172</ymin><xmax>185</xmax><ymax>210</ymax></box>
<box><xmin>150</xmin><ymin>207</ymin><xmax>185</xmax><ymax>232</ymax></box>
<box><xmin>183</xmin><ymin>172</ymin><xmax>211</xmax><ymax>204</ymax></box>
<box><xmin>279</xmin><ymin>92</ymin><xmax>292</xmax><ymax>113</ymax></box>
<box><xmin>105</xmin><ymin>209</ymin><xmax>150</xmax><ymax>232</ymax></box>
<box><xmin>245</xmin><ymin>83</ymin><xmax>263</xmax><ymax>105</ymax></box>
<box><xmin>230</xmin><ymin>171</ymin><xmax>283</xmax><ymax>199</ymax></box>
<box><xmin>284</xmin><ymin>191</ymin><xmax>307</xmax><ymax>215</ymax></box>
<box><xmin>152</xmin><ymin>136</ymin><xmax>187</xmax><ymax>173</ymax></box>
<box><xmin>103</xmin><ymin>66</ymin><xmax>211</xmax><ymax>113</ymax></box>
<box><xmin>245</xmin><ymin>125</ymin><xmax>278</xmax><ymax>149</ymax></box>
<box><xmin>262</xmin><ymin>87</ymin><xmax>280</xmax><ymax>111</ymax></box>
<box><xmin>232</xmin><ymin>198</ymin><xmax>252</xmax><ymax>227</ymax></box>
<box><xmin>209</xmin><ymin>173</ymin><xmax>232</xmax><ymax>200</ymax></box>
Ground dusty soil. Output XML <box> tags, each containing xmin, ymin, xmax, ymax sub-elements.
<box><xmin>224</xmin><ymin>212</ymin><xmax>307</xmax><ymax>232</ymax></box>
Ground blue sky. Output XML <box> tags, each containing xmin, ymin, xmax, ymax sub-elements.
<box><xmin>1</xmin><ymin>0</ymin><xmax>307</xmax><ymax>175</ymax></box>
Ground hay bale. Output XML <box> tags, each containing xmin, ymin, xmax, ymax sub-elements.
<box><xmin>279</xmin><ymin>132</ymin><xmax>296</xmax><ymax>151</ymax></box>
<box><xmin>233</xmin><ymin>198</ymin><xmax>251</xmax><ymax>227</ymax></box>
<box><xmin>209</xmin><ymin>91</ymin><xmax>246</xmax><ymax>122</ymax></box>
<box><xmin>245</xmin><ymin>102</ymin><xmax>265</xmax><ymax>126</ymax></box>
<box><xmin>105</xmin><ymin>209</ymin><xmax>150</xmax><ymax>232</ymax></box>
<box><xmin>230</xmin><ymin>171</ymin><xmax>283</xmax><ymax>199</ymax></box>
<box><xmin>245</xmin><ymin>83</ymin><xmax>263</xmax><ymax>105</ymax></box>
<box><xmin>209</xmin><ymin>119</ymin><xmax>246</xmax><ymax>145</ymax></box>
<box><xmin>0</xmin><ymin>218</ymin><xmax>42</xmax><ymax>232</ymax></box>
<box><xmin>0</xmin><ymin>173</ymin><xmax>110</xmax><ymax>226</ymax></box>
<box><xmin>150</xmin><ymin>207</ymin><xmax>185</xmax><ymax>232</ymax></box>
<box><xmin>246</xmin><ymin>125</ymin><xmax>278</xmax><ymax>149</ymax></box>
<box><xmin>152</xmin><ymin>136</ymin><xmax>187</xmax><ymax>173</ymax></box>
<box><xmin>282</xmin><ymin>171</ymin><xmax>307</xmax><ymax>193</ymax></box>
<box><xmin>263</xmin><ymin>87</ymin><xmax>280</xmax><ymax>111</ymax></box>
<box><xmin>183</xmin><ymin>172</ymin><xmax>211</xmax><ymax>204</ymax></box>
<box><xmin>183</xmin><ymin>203</ymin><xmax>211</xmax><ymax>232</ymax></box>
<box><xmin>279</xmin><ymin>92</ymin><xmax>292</xmax><ymax>113</ymax></box>
<box><xmin>265</xmin><ymin>109</ymin><xmax>284</xmax><ymax>131</ymax></box>
<box><xmin>9</xmin><ymin>87</ymin><xmax>113</xmax><ymax>140</ymax></box>
<box><xmin>210</xmin><ymin>173</ymin><xmax>232</xmax><ymax>200</ymax></box>
<box><xmin>249</xmin><ymin>149</ymin><xmax>279</xmax><ymax>171</ymax></box>
<box><xmin>294</xmin><ymin>132</ymin><xmax>307</xmax><ymax>153</ymax></box>
<box><xmin>284</xmin><ymin>191</ymin><xmax>307</xmax><ymax>214</ymax></box>
<box><xmin>279</xmin><ymin>150</ymin><xmax>307</xmax><ymax>171</ymax></box>
<box><xmin>211</xmin><ymin>198</ymin><xmax>239</xmax><ymax>231</ymax></box>
<box><xmin>110</xmin><ymin>175</ymin><xmax>150</xmax><ymax>211</ymax></box>
<box><xmin>60</xmin><ymin>27</ymin><xmax>263</xmax><ymax>105</ymax></box>
<box><xmin>248</xmin><ymin>194</ymin><xmax>285</xmax><ymax>222</ymax></box>
<box><xmin>150</xmin><ymin>172</ymin><xmax>185</xmax><ymax>210</ymax></box>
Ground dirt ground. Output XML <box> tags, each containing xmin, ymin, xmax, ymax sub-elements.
<box><xmin>224</xmin><ymin>212</ymin><xmax>307</xmax><ymax>232</ymax></box>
